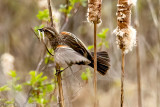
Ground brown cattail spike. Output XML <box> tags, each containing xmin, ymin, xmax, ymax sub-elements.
<box><xmin>113</xmin><ymin>0</ymin><xmax>137</xmax><ymax>54</ymax></box>
<box><xmin>88</xmin><ymin>0</ymin><xmax>102</xmax><ymax>24</ymax></box>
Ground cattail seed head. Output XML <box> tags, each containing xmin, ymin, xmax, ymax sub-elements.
<box><xmin>114</xmin><ymin>26</ymin><xmax>136</xmax><ymax>54</ymax></box>
<box><xmin>87</xmin><ymin>0</ymin><xmax>102</xmax><ymax>24</ymax></box>
<box><xmin>113</xmin><ymin>0</ymin><xmax>137</xmax><ymax>54</ymax></box>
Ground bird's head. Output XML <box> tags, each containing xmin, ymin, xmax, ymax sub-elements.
<box><xmin>38</xmin><ymin>27</ymin><xmax>59</xmax><ymax>40</ymax></box>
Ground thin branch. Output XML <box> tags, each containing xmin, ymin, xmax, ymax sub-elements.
<box><xmin>47</xmin><ymin>0</ymin><xmax>54</xmax><ymax>27</ymax></box>
<box><xmin>60</xmin><ymin>1</ymin><xmax>81</xmax><ymax>31</ymax></box>
<box><xmin>56</xmin><ymin>64</ymin><xmax>65</xmax><ymax>107</ymax></box>
<box><xmin>60</xmin><ymin>0</ymin><xmax>69</xmax><ymax>31</ymax></box>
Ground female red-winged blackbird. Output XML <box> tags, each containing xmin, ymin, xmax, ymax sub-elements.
<box><xmin>39</xmin><ymin>27</ymin><xmax>110</xmax><ymax>75</ymax></box>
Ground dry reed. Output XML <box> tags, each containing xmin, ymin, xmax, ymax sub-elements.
<box><xmin>113</xmin><ymin>0</ymin><xmax>137</xmax><ymax>106</ymax></box>
<box><xmin>88</xmin><ymin>0</ymin><xmax>102</xmax><ymax>106</ymax></box>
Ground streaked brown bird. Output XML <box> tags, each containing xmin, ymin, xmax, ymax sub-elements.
<box><xmin>38</xmin><ymin>27</ymin><xmax>110</xmax><ymax>75</ymax></box>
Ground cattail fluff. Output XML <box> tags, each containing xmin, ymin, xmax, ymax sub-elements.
<box><xmin>113</xmin><ymin>0</ymin><xmax>137</xmax><ymax>54</ymax></box>
<box><xmin>38</xmin><ymin>0</ymin><xmax>47</xmax><ymax>9</ymax></box>
<box><xmin>87</xmin><ymin>0</ymin><xmax>102</xmax><ymax>24</ymax></box>
<box><xmin>1</xmin><ymin>53</ymin><xmax>15</xmax><ymax>77</ymax></box>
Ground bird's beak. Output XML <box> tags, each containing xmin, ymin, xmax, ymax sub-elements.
<box><xmin>37</xmin><ymin>28</ymin><xmax>45</xmax><ymax>41</ymax></box>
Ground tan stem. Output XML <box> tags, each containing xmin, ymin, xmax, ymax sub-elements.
<box><xmin>134</xmin><ymin>4</ymin><xmax>142</xmax><ymax>107</ymax></box>
<box><xmin>93</xmin><ymin>22</ymin><xmax>98</xmax><ymax>107</ymax></box>
<box><xmin>47</xmin><ymin>0</ymin><xmax>54</xmax><ymax>27</ymax></box>
<box><xmin>136</xmin><ymin>38</ymin><xmax>142</xmax><ymax>107</ymax></box>
<box><xmin>121</xmin><ymin>51</ymin><xmax>125</xmax><ymax>107</ymax></box>
<box><xmin>157</xmin><ymin>0</ymin><xmax>160</xmax><ymax>106</ymax></box>
<box><xmin>56</xmin><ymin>64</ymin><xmax>65</xmax><ymax>107</ymax></box>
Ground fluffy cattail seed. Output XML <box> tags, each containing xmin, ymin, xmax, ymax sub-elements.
<box><xmin>87</xmin><ymin>0</ymin><xmax>102</xmax><ymax>24</ymax></box>
<box><xmin>113</xmin><ymin>0</ymin><xmax>137</xmax><ymax>54</ymax></box>
<box><xmin>1</xmin><ymin>53</ymin><xmax>15</xmax><ymax>77</ymax></box>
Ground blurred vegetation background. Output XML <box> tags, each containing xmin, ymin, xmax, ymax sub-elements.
<box><xmin>0</xmin><ymin>0</ymin><xmax>159</xmax><ymax>107</ymax></box>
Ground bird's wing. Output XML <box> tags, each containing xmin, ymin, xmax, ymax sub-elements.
<box><xmin>54</xmin><ymin>46</ymin><xmax>91</xmax><ymax>66</ymax></box>
<box><xmin>60</xmin><ymin>32</ymin><xmax>93</xmax><ymax>60</ymax></box>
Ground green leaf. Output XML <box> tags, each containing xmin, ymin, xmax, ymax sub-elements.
<box><xmin>8</xmin><ymin>70</ymin><xmax>17</xmax><ymax>78</ymax></box>
<box><xmin>35</xmin><ymin>72</ymin><xmax>43</xmax><ymax>81</ymax></box>
<box><xmin>14</xmin><ymin>84</ymin><xmax>22</xmax><ymax>91</ymax></box>
<box><xmin>36</xmin><ymin>9</ymin><xmax>49</xmax><ymax>21</ymax></box>
<box><xmin>80</xmin><ymin>0</ymin><xmax>87</xmax><ymax>7</ymax></box>
<box><xmin>47</xmin><ymin>48</ymin><xmax>54</xmax><ymax>55</ymax></box>
<box><xmin>59</xmin><ymin>4</ymin><xmax>72</xmax><ymax>16</ymax></box>
<box><xmin>98</xmin><ymin>42</ymin><xmax>103</xmax><ymax>47</ymax></box>
<box><xmin>104</xmin><ymin>41</ymin><xmax>109</xmax><ymax>48</ymax></box>
<box><xmin>81</xmin><ymin>72</ymin><xmax>88</xmax><ymax>80</ymax></box>
<box><xmin>0</xmin><ymin>85</ymin><xmax>10</xmax><ymax>92</ymax></box>
<box><xmin>45</xmin><ymin>57</ymin><xmax>49</xmax><ymax>64</ymax></box>
<box><xmin>53</xmin><ymin>69</ymin><xmax>56</xmax><ymax>75</ymax></box>
<box><xmin>59</xmin><ymin>0</ymin><xmax>87</xmax><ymax>17</ymax></box>
<box><xmin>86</xmin><ymin>68</ymin><xmax>91</xmax><ymax>77</ymax></box>
<box><xmin>49</xmin><ymin>57</ymin><xmax>54</xmax><ymax>62</ymax></box>
<box><xmin>39</xmin><ymin>76</ymin><xmax>48</xmax><ymax>82</ymax></box>
<box><xmin>87</xmin><ymin>45</ymin><xmax>94</xmax><ymax>50</ymax></box>
<box><xmin>29</xmin><ymin>71</ymin><xmax>36</xmax><ymax>85</ymax></box>
<box><xmin>45</xmin><ymin>84</ymin><xmax>55</xmax><ymax>92</ymax></box>
<box><xmin>97</xmin><ymin>28</ymin><xmax>109</xmax><ymax>39</ymax></box>
<box><xmin>5</xmin><ymin>99</ymin><xmax>14</xmax><ymax>104</ymax></box>
<box><xmin>29</xmin><ymin>71</ymin><xmax>36</xmax><ymax>77</ymax></box>
<box><xmin>28</xmin><ymin>97</ymin><xmax>34</xmax><ymax>103</ymax></box>
<box><xmin>36</xmin><ymin>97</ymin><xmax>48</xmax><ymax>104</ymax></box>
<box><xmin>81</xmin><ymin>68</ymin><xmax>91</xmax><ymax>80</ymax></box>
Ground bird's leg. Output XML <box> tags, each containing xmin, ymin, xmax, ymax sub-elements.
<box><xmin>55</xmin><ymin>65</ymin><xmax>71</xmax><ymax>76</ymax></box>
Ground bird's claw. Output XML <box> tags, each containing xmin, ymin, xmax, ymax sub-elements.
<box><xmin>55</xmin><ymin>70</ymin><xmax>62</xmax><ymax>76</ymax></box>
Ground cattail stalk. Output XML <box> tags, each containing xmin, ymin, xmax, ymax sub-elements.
<box><xmin>47</xmin><ymin>0</ymin><xmax>64</xmax><ymax>106</ymax></box>
<box><xmin>88</xmin><ymin>0</ymin><xmax>102</xmax><ymax>106</ymax></box>
<box><xmin>93</xmin><ymin>22</ymin><xmax>97</xmax><ymax>107</ymax></box>
<box><xmin>113</xmin><ymin>0</ymin><xmax>137</xmax><ymax>107</ymax></box>
<box><xmin>157</xmin><ymin>1</ymin><xmax>160</xmax><ymax>106</ymax></box>
<box><xmin>121</xmin><ymin>51</ymin><xmax>125</xmax><ymax>107</ymax></box>
<box><xmin>136</xmin><ymin>34</ymin><xmax>142</xmax><ymax>107</ymax></box>
<box><xmin>147</xmin><ymin>0</ymin><xmax>160</xmax><ymax>106</ymax></box>
<box><xmin>134</xmin><ymin>2</ymin><xmax>142</xmax><ymax>107</ymax></box>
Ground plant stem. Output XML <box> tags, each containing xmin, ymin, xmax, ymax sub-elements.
<box><xmin>157</xmin><ymin>0</ymin><xmax>160</xmax><ymax>106</ymax></box>
<box><xmin>47</xmin><ymin>0</ymin><xmax>64</xmax><ymax>106</ymax></box>
<box><xmin>134</xmin><ymin>4</ymin><xmax>142</xmax><ymax>107</ymax></box>
<box><xmin>93</xmin><ymin>22</ymin><xmax>97</xmax><ymax>107</ymax></box>
<box><xmin>121</xmin><ymin>51</ymin><xmax>125</xmax><ymax>107</ymax></box>
<box><xmin>136</xmin><ymin>39</ymin><xmax>142</xmax><ymax>107</ymax></box>
<box><xmin>47</xmin><ymin>0</ymin><xmax>54</xmax><ymax>27</ymax></box>
<box><xmin>56</xmin><ymin>64</ymin><xmax>65</xmax><ymax>107</ymax></box>
<box><xmin>147</xmin><ymin>0</ymin><xmax>160</xmax><ymax>106</ymax></box>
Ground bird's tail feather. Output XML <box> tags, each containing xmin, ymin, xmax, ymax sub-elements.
<box><xmin>89</xmin><ymin>51</ymin><xmax>110</xmax><ymax>75</ymax></box>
